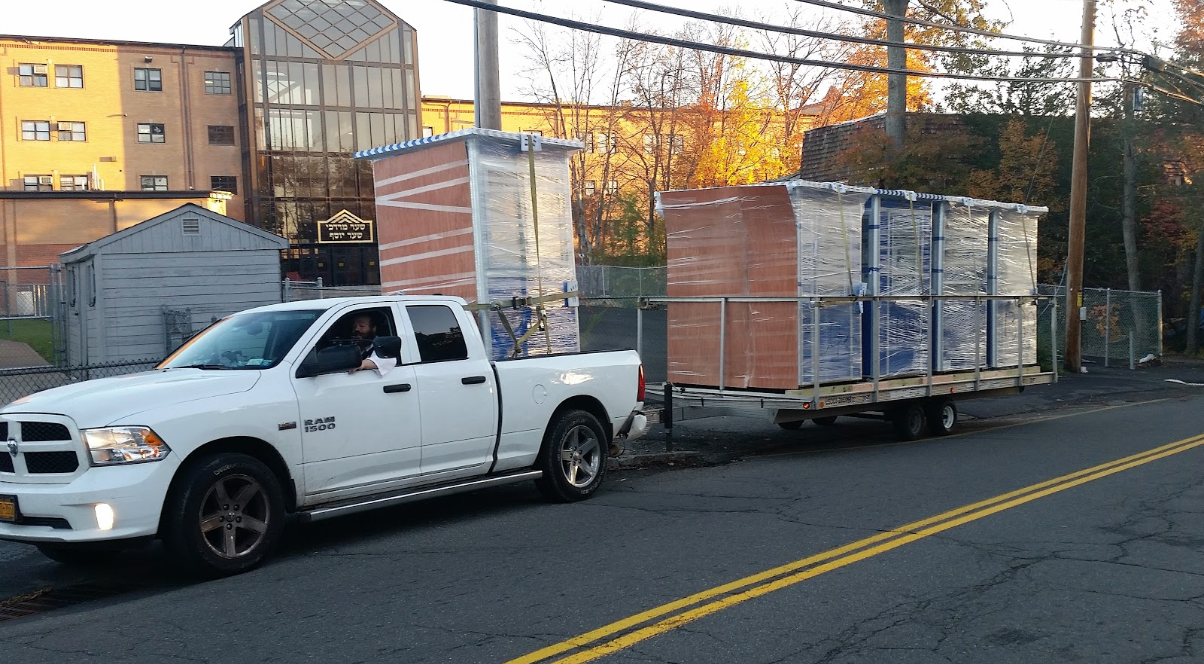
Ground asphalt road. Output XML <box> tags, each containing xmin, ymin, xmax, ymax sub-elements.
<box><xmin>1</xmin><ymin>392</ymin><xmax>1203</xmax><ymax>663</ymax></box>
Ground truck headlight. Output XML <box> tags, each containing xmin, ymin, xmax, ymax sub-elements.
<box><xmin>82</xmin><ymin>427</ymin><xmax>171</xmax><ymax>466</ymax></box>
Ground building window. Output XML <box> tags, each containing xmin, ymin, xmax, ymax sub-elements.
<box><xmin>204</xmin><ymin>71</ymin><xmax>231</xmax><ymax>95</ymax></box>
<box><xmin>597</xmin><ymin>133</ymin><xmax>618</xmax><ymax>154</ymax></box>
<box><xmin>644</xmin><ymin>134</ymin><xmax>658</xmax><ymax>154</ymax></box>
<box><xmin>606</xmin><ymin>180</ymin><xmax>619</xmax><ymax>194</ymax></box>
<box><xmin>138</xmin><ymin>123</ymin><xmax>166</xmax><ymax>143</ymax></box>
<box><xmin>134</xmin><ymin>68</ymin><xmax>162</xmax><ymax>92</ymax></box>
<box><xmin>140</xmin><ymin>175</ymin><xmax>168</xmax><ymax>191</ymax></box>
<box><xmin>18</xmin><ymin>64</ymin><xmax>48</xmax><ymax>87</ymax></box>
<box><xmin>210</xmin><ymin>176</ymin><xmax>237</xmax><ymax>194</ymax></box>
<box><xmin>422</xmin><ymin>126</ymin><xmax>434</xmax><ymax>138</ymax></box>
<box><xmin>577</xmin><ymin>133</ymin><xmax>595</xmax><ymax>153</ymax></box>
<box><xmin>21</xmin><ymin>121</ymin><xmax>50</xmax><ymax>141</ymax></box>
<box><xmin>584</xmin><ymin>180</ymin><xmax>596</xmax><ymax>195</ymax></box>
<box><xmin>208</xmin><ymin>125</ymin><xmax>235</xmax><ymax>145</ymax></box>
<box><xmin>55</xmin><ymin>65</ymin><xmax>83</xmax><ymax>88</ymax></box>
<box><xmin>670</xmin><ymin>135</ymin><xmax>684</xmax><ymax>155</ymax></box>
<box><xmin>60</xmin><ymin>175</ymin><xmax>89</xmax><ymax>191</ymax></box>
<box><xmin>22</xmin><ymin>175</ymin><xmax>53</xmax><ymax>192</ymax></box>
<box><xmin>57</xmin><ymin>121</ymin><xmax>86</xmax><ymax>142</ymax></box>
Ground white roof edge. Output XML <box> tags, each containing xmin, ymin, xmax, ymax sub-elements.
<box><xmin>354</xmin><ymin>127</ymin><xmax>585</xmax><ymax>160</ymax></box>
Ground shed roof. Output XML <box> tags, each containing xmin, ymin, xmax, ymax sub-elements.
<box><xmin>353</xmin><ymin>127</ymin><xmax>584</xmax><ymax>161</ymax></box>
<box><xmin>59</xmin><ymin>203</ymin><xmax>288</xmax><ymax>264</ymax></box>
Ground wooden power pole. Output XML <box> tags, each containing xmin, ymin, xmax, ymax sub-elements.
<box><xmin>1065</xmin><ymin>0</ymin><xmax>1096</xmax><ymax>373</ymax></box>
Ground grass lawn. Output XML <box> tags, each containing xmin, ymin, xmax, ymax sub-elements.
<box><xmin>0</xmin><ymin>319</ymin><xmax>55</xmax><ymax>363</ymax></box>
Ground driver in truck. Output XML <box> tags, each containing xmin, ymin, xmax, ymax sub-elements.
<box><xmin>348</xmin><ymin>312</ymin><xmax>397</xmax><ymax>376</ymax></box>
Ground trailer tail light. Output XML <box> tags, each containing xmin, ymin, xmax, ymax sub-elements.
<box><xmin>637</xmin><ymin>365</ymin><xmax>646</xmax><ymax>403</ymax></box>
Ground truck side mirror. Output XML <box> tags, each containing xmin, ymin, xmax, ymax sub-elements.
<box><xmin>296</xmin><ymin>344</ymin><xmax>362</xmax><ymax>378</ymax></box>
<box><xmin>373</xmin><ymin>335</ymin><xmax>402</xmax><ymax>359</ymax></box>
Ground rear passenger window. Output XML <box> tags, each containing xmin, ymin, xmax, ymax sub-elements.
<box><xmin>406</xmin><ymin>305</ymin><xmax>468</xmax><ymax>363</ymax></box>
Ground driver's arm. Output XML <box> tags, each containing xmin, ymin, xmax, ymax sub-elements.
<box><xmin>357</xmin><ymin>352</ymin><xmax>397</xmax><ymax>376</ymax></box>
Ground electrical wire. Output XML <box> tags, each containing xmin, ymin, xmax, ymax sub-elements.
<box><xmin>787</xmin><ymin>0</ymin><xmax>1129</xmax><ymax>53</ymax></box>
<box><xmin>443</xmin><ymin>0</ymin><xmax>1121</xmax><ymax>84</ymax></box>
<box><xmin>602</xmin><ymin>0</ymin><xmax>1080</xmax><ymax>59</ymax></box>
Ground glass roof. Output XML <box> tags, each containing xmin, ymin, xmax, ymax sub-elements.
<box><xmin>266</xmin><ymin>0</ymin><xmax>394</xmax><ymax>59</ymax></box>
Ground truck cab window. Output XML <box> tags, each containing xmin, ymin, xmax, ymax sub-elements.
<box><xmin>406</xmin><ymin>305</ymin><xmax>468</xmax><ymax>363</ymax></box>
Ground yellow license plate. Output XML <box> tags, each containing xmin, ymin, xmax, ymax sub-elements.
<box><xmin>0</xmin><ymin>497</ymin><xmax>16</xmax><ymax>522</ymax></box>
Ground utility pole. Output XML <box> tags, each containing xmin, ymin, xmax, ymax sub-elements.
<box><xmin>1064</xmin><ymin>0</ymin><xmax>1096</xmax><ymax>373</ymax></box>
<box><xmin>474</xmin><ymin>0</ymin><xmax>502</xmax><ymax>130</ymax></box>
<box><xmin>883</xmin><ymin>0</ymin><xmax>909</xmax><ymax>148</ymax></box>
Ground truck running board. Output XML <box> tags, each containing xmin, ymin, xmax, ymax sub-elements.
<box><xmin>295</xmin><ymin>469</ymin><xmax>544</xmax><ymax>523</ymax></box>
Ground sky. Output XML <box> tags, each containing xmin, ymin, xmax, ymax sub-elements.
<box><xmin>1</xmin><ymin>0</ymin><xmax>1182</xmax><ymax>101</ymax></box>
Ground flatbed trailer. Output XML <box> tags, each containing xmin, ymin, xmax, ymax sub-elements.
<box><xmin>637</xmin><ymin>293</ymin><xmax>1058</xmax><ymax>441</ymax></box>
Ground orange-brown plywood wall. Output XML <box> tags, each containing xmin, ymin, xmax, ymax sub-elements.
<box><xmin>662</xmin><ymin>185</ymin><xmax>802</xmax><ymax>390</ymax></box>
<box><xmin>374</xmin><ymin>140</ymin><xmax>477</xmax><ymax>300</ymax></box>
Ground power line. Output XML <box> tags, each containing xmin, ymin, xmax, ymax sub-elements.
<box><xmin>786</xmin><ymin>0</ymin><xmax>1128</xmax><ymax>53</ymax></box>
<box><xmin>603</xmin><ymin>0</ymin><xmax>1081</xmax><ymax>59</ymax></box>
<box><xmin>442</xmin><ymin>0</ymin><xmax>1121</xmax><ymax>84</ymax></box>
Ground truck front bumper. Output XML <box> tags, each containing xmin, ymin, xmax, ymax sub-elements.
<box><xmin>0</xmin><ymin>458</ymin><xmax>179</xmax><ymax>544</ymax></box>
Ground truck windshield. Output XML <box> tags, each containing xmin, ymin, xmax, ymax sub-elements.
<box><xmin>157</xmin><ymin>310</ymin><xmax>325</xmax><ymax>370</ymax></box>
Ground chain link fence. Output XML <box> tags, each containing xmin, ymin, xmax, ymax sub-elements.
<box><xmin>1036</xmin><ymin>286</ymin><xmax>1162</xmax><ymax>370</ymax></box>
<box><xmin>0</xmin><ymin>358</ymin><xmax>160</xmax><ymax>406</ymax></box>
<box><xmin>0</xmin><ymin>265</ymin><xmax>66</xmax><ymax>370</ymax></box>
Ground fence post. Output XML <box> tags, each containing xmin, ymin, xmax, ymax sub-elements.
<box><xmin>282</xmin><ymin>278</ymin><xmax>291</xmax><ymax>303</ymax></box>
<box><xmin>1130</xmin><ymin>332</ymin><xmax>1135</xmax><ymax>370</ymax></box>
<box><xmin>1157</xmin><ymin>289</ymin><xmax>1163</xmax><ymax>356</ymax></box>
<box><xmin>636</xmin><ymin>305</ymin><xmax>643</xmax><ymax>358</ymax></box>
<box><xmin>317</xmin><ymin>277</ymin><xmax>324</xmax><ymax>299</ymax></box>
<box><xmin>1104</xmin><ymin>287</ymin><xmax>1111</xmax><ymax>368</ymax></box>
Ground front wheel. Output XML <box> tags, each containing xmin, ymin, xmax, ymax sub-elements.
<box><xmin>162</xmin><ymin>453</ymin><xmax>285</xmax><ymax>578</ymax></box>
<box><xmin>536</xmin><ymin>409</ymin><xmax>608</xmax><ymax>503</ymax></box>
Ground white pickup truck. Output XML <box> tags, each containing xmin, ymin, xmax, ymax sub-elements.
<box><xmin>0</xmin><ymin>295</ymin><xmax>647</xmax><ymax>576</ymax></box>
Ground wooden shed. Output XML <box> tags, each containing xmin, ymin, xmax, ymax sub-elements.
<box><xmin>356</xmin><ymin>128</ymin><xmax>582</xmax><ymax>360</ymax></box>
<box><xmin>59</xmin><ymin>204</ymin><xmax>288</xmax><ymax>365</ymax></box>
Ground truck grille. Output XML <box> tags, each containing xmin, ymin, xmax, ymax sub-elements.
<box><xmin>21</xmin><ymin>423</ymin><xmax>71</xmax><ymax>442</ymax></box>
<box><xmin>23</xmin><ymin>452</ymin><xmax>79</xmax><ymax>474</ymax></box>
<box><xmin>0</xmin><ymin>454</ymin><xmax>12</xmax><ymax>473</ymax></box>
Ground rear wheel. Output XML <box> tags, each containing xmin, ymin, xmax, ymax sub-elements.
<box><xmin>926</xmin><ymin>399</ymin><xmax>958</xmax><ymax>436</ymax></box>
<box><xmin>162</xmin><ymin>453</ymin><xmax>285</xmax><ymax>578</ymax></box>
<box><xmin>536</xmin><ymin>409</ymin><xmax>608</xmax><ymax>502</ymax></box>
<box><xmin>777</xmin><ymin>420</ymin><xmax>804</xmax><ymax>430</ymax></box>
<box><xmin>813</xmin><ymin>416</ymin><xmax>838</xmax><ymax>426</ymax></box>
<box><xmin>890</xmin><ymin>403</ymin><xmax>926</xmax><ymax>441</ymax></box>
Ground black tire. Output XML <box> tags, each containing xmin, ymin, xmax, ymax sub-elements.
<box><xmin>777</xmin><ymin>420</ymin><xmax>804</xmax><ymax>430</ymax></box>
<box><xmin>925</xmin><ymin>399</ymin><xmax>958</xmax><ymax>436</ymax></box>
<box><xmin>890</xmin><ymin>403</ymin><xmax>926</xmax><ymax>441</ymax></box>
<box><xmin>813</xmin><ymin>416</ymin><xmax>838</xmax><ymax>426</ymax></box>
<box><xmin>162</xmin><ymin>453</ymin><xmax>285</xmax><ymax>578</ymax></box>
<box><xmin>36</xmin><ymin>543</ymin><xmax>119</xmax><ymax>566</ymax></box>
<box><xmin>535</xmin><ymin>409</ymin><xmax>609</xmax><ymax>503</ymax></box>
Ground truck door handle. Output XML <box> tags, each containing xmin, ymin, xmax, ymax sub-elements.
<box><xmin>462</xmin><ymin>376</ymin><xmax>487</xmax><ymax>385</ymax></box>
<box><xmin>383</xmin><ymin>383</ymin><xmax>412</xmax><ymax>394</ymax></box>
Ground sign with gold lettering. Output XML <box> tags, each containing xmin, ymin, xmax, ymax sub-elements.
<box><xmin>317</xmin><ymin>210</ymin><xmax>375</xmax><ymax>244</ymax></box>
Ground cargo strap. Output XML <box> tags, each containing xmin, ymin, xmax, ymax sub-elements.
<box><xmin>837</xmin><ymin>189</ymin><xmax>854</xmax><ymax>297</ymax></box>
<box><xmin>465</xmin><ymin>290</ymin><xmax>579</xmax><ymax>359</ymax></box>
<box><xmin>525</xmin><ymin>135</ymin><xmax>553</xmax><ymax>355</ymax></box>
<box><xmin>909</xmin><ymin>198</ymin><xmax>923</xmax><ymax>290</ymax></box>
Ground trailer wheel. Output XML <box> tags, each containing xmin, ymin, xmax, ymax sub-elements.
<box><xmin>926</xmin><ymin>399</ymin><xmax>958</xmax><ymax>436</ymax></box>
<box><xmin>777</xmin><ymin>420</ymin><xmax>804</xmax><ymax>430</ymax></box>
<box><xmin>890</xmin><ymin>404</ymin><xmax>926</xmax><ymax>441</ymax></box>
<box><xmin>813</xmin><ymin>416</ymin><xmax>838</xmax><ymax>426</ymax></box>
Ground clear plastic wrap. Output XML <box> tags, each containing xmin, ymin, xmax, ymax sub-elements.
<box><xmin>994</xmin><ymin>207</ymin><xmax>1040</xmax><ymax>367</ymax></box>
<box><xmin>469</xmin><ymin>137</ymin><xmax>580</xmax><ymax>360</ymax></box>
<box><xmin>871</xmin><ymin>195</ymin><xmax>931</xmax><ymax>377</ymax></box>
<box><xmin>361</xmin><ymin>129</ymin><xmax>582</xmax><ymax>361</ymax></box>
<box><xmin>789</xmin><ymin>182</ymin><xmax>869</xmax><ymax>385</ymax></box>
<box><xmin>939</xmin><ymin>201</ymin><xmax>990</xmax><ymax>371</ymax></box>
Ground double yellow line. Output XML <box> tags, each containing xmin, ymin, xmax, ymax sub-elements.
<box><xmin>509</xmin><ymin>432</ymin><xmax>1204</xmax><ymax>664</ymax></box>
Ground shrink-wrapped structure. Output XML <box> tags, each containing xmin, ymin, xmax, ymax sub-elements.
<box><xmin>356</xmin><ymin>129</ymin><xmax>581</xmax><ymax>360</ymax></box>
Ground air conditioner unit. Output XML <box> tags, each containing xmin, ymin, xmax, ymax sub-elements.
<box><xmin>38</xmin><ymin>176</ymin><xmax>53</xmax><ymax>185</ymax></box>
<box><xmin>57</xmin><ymin>122</ymin><xmax>73</xmax><ymax>131</ymax></box>
<box><xmin>32</xmin><ymin>64</ymin><xmax>48</xmax><ymax>74</ymax></box>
